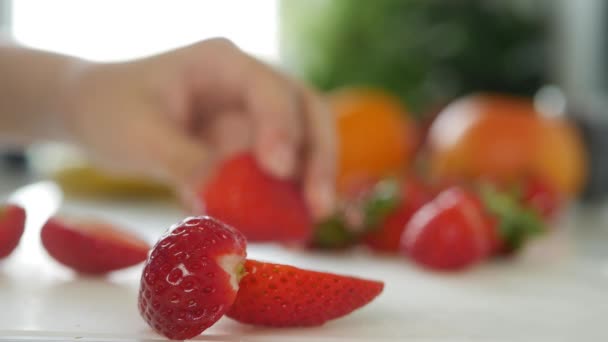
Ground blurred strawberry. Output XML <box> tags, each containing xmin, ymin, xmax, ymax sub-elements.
<box><xmin>200</xmin><ymin>153</ymin><xmax>312</xmax><ymax>243</ymax></box>
<box><xmin>41</xmin><ymin>216</ymin><xmax>150</xmax><ymax>274</ymax></box>
<box><xmin>310</xmin><ymin>178</ymin><xmax>401</xmax><ymax>250</ymax></box>
<box><xmin>362</xmin><ymin>176</ymin><xmax>434</xmax><ymax>252</ymax></box>
<box><xmin>520</xmin><ymin>176</ymin><xmax>562</xmax><ymax>221</ymax></box>
<box><xmin>0</xmin><ymin>204</ymin><xmax>26</xmax><ymax>259</ymax></box>
<box><xmin>402</xmin><ymin>187</ymin><xmax>494</xmax><ymax>271</ymax></box>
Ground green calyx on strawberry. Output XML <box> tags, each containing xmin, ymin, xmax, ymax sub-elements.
<box><xmin>478</xmin><ymin>183</ymin><xmax>545</xmax><ymax>254</ymax></box>
<box><xmin>361</xmin><ymin>178</ymin><xmax>402</xmax><ymax>229</ymax></box>
<box><xmin>363</xmin><ymin>176</ymin><xmax>436</xmax><ymax>252</ymax></box>
<box><xmin>310</xmin><ymin>178</ymin><xmax>401</xmax><ymax>249</ymax></box>
<box><xmin>310</xmin><ymin>215</ymin><xmax>356</xmax><ymax>249</ymax></box>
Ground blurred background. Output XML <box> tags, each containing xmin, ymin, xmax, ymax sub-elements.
<box><xmin>0</xmin><ymin>0</ymin><xmax>607</xmax><ymax>202</ymax></box>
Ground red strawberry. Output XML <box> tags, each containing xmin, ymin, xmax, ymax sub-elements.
<box><xmin>521</xmin><ymin>177</ymin><xmax>562</xmax><ymax>221</ymax></box>
<box><xmin>227</xmin><ymin>259</ymin><xmax>384</xmax><ymax>327</ymax></box>
<box><xmin>139</xmin><ymin>216</ymin><xmax>247</xmax><ymax>340</ymax></box>
<box><xmin>201</xmin><ymin>153</ymin><xmax>312</xmax><ymax>243</ymax></box>
<box><xmin>363</xmin><ymin>177</ymin><xmax>434</xmax><ymax>252</ymax></box>
<box><xmin>310</xmin><ymin>177</ymin><xmax>398</xmax><ymax>250</ymax></box>
<box><xmin>0</xmin><ymin>204</ymin><xmax>26</xmax><ymax>258</ymax></box>
<box><xmin>41</xmin><ymin>216</ymin><xmax>150</xmax><ymax>274</ymax></box>
<box><xmin>363</xmin><ymin>208</ymin><xmax>414</xmax><ymax>252</ymax></box>
<box><xmin>401</xmin><ymin>187</ymin><xmax>493</xmax><ymax>271</ymax></box>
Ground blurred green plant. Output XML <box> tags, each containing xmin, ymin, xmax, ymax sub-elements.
<box><xmin>280</xmin><ymin>0</ymin><xmax>549</xmax><ymax>116</ymax></box>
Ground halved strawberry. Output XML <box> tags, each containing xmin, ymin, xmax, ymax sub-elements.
<box><xmin>139</xmin><ymin>216</ymin><xmax>247</xmax><ymax>340</ymax></box>
<box><xmin>200</xmin><ymin>153</ymin><xmax>312</xmax><ymax>243</ymax></box>
<box><xmin>41</xmin><ymin>216</ymin><xmax>150</xmax><ymax>274</ymax></box>
<box><xmin>0</xmin><ymin>204</ymin><xmax>26</xmax><ymax>258</ymax></box>
<box><xmin>227</xmin><ymin>259</ymin><xmax>384</xmax><ymax>327</ymax></box>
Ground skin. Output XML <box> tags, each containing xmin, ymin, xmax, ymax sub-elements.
<box><xmin>0</xmin><ymin>38</ymin><xmax>336</xmax><ymax>218</ymax></box>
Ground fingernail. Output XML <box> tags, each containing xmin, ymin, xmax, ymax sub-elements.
<box><xmin>267</xmin><ymin>144</ymin><xmax>295</xmax><ymax>178</ymax></box>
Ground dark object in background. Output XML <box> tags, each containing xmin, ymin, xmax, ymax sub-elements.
<box><xmin>281</xmin><ymin>0</ymin><xmax>548</xmax><ymax>115</ymax></box>
<box><xmin>572</xmin><ymin>106</ymin><xmax>608</xmax><ymax>202</ymax></box>
<box><xmin>0</xmin><ymin>150</ymin><xmax>28</xmax><ymax>171</ymax></box>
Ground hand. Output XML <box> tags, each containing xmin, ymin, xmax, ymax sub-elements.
<box><xmin>62</xmin><ymin>38</ymin><xmax>336</xmax><ymax>218</ymax></box>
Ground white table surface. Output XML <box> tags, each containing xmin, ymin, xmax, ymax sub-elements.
<box><xmin>0</xmin><ymin>171</ymin><xmax>607</xmax><ymax>341</ymax></box>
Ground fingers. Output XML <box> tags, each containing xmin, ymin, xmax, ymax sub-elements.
<box><xmin>191</xmin><ymin>39</ymin><xmax>304</xmax><ymax>180</ymax></box>
<box><xmin>202</xmin><ymin>110</ymin><xmax>252</xmax><ymax>159</ymax></box>
<box><xmin>184</xmin><ymin>39</ymin><xmax>336</xmax><ymax>218</ymax></box>
<box><xmin>225</xmin><ymin>47</ymin><xmax>336</xmax><ymax>218</ymax></box>
<box><xmin>246</xmin><ymin>68</ymin><xmax>303</xmax><ymax>180</ymax></box>
<box><xmin>297</xmin><ymin>86</ymin><xmax>337</xmax><ymax>219</ymax></box>
<box><xmin>148</xmin><ymin>118</ymin><xmax>212</xmax><ymax>199</ymax></box>
<box><xmin>244</xmin><ymin>66</ymin><xmax>336</xmax><ymax>218</ymax></box>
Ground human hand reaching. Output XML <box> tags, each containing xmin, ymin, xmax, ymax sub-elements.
<box><xmin>61</xmin><ymin>39</ymin><xmax>336</xmax><ymax>218</ymax></box>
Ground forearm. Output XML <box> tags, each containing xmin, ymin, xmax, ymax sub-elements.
<box><xmin>0</xmin><ymin>40</ymin><xmax>87</xmax><ymax>145</ymax></box>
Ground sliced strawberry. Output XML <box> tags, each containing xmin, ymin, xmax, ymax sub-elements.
<box><xmin>0</xmin><ymin>204</ymin><xmax>26</xmax><ymax>258</ymax></box>
<box><xmin>227</xmin><ymin>259</ymin><xmax>383</xmax><ymax>327</ymax></box>
<box><xmin>201</xmin><ymin>153</ymin><xmax>312</xmax><ymax>243</ymax></box>
<box><xmin>139</xmin><ymin>216</ymin><xmax>247</xmax><ymax>340</ymax></box>
<box><xmin>41</xmin><ymin>216</ymin><xmax>150</xmax><ymax>274</ymax></box>
<box><xmin>401</xmin><ymin>187</ymin><xmax>492</xmax><ymax>271</ymax></box>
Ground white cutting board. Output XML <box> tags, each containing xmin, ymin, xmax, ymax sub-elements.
<box><xmin>0</xmin><ymin>180</ymin><xmax>607</xmax><ymax>341</ymax></box>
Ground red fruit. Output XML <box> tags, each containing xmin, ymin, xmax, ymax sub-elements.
<box><xmin>227</xmin><ymin>259</ymin><xmax>383</xmax><ymax>327</ymax></box>
<box><xmin>401</xmin><ymin>187</ymin><xmax>493</xmax><ymax>271</ymax></box>
<box><xmin>139</xmin><ymin>216</ymin><xmax>247</xmax><ymax>340</ymax></box>
<box><xmin>41</xmin><ymin>216</ymin><xmax>150</xmax><ymax>274</ymax></box>
<box><xmin>363</xmin><ymin>177</ymin><xmax>434</xmax><ymax>252</ymax></box>
<box><xmin>0</xmin><ymin>204</ymin><xmax>26</xmax><ymax>258</ymax></box>
<box><xmin>521</xmin><ymin>177</ymin><xmax>562</xmax><ymax>220</ymax></box>
<box><xmin>201</xmin><ymin>153</ymin><xmax>312</xmax><ymax>243</ymax></box>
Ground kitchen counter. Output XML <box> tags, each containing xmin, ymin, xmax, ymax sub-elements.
<box><xmin>0</xmin><ymin>171</ymin><xmax>607</xmax><ymax>341</ymax></box>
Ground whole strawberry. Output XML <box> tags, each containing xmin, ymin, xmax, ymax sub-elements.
<box><xmin>227</xmin><ymin>259</ymin><xmax>384</xmax><ymax>327</ymax></box>
<box><xmin>363</xmin><ymin>176</ymin><xmax>434</xmax><ymax>252</ymax></box>
<box><xmin>521</xmin><ymin>176</ymin><xmax>562</xmax><ymax>221</ymax></box>
<box><xmin>401</xmin><ymin>187</ymin><xmax>494</xmax><ymax>271</ymax></box>
<box><xmin>310</xmin><ymin>177</ymin><xmax>396</xmax><ymax>250</ymax></box>
<box><xmin>201</xmin><ymin>153</ymin><xmax>312</xmax><ymax>243</ymax></box>
<box><xmin>41</xmin><ymin>216</ymin><xmax>150</xmax><ymax>274</ymax></box>
<box><xmin>0</xmin><ymin>204</ymin><xmax>26</xmax><ymax>258</ymax></box>
<box><xmin>138</xmin><ymin>216</ymin><xmax>247</xmax><ymax>340</ymax></box>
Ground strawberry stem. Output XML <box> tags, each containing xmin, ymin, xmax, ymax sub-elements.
<box><xmin>363</xmin><ymin>178</ymin><xmax>401</xmax><ymax>230</ymax></box>
<box><xmin>479</xmin><ymin>183</ymin><xmax>545</xmax><ymax>252</ymax></box>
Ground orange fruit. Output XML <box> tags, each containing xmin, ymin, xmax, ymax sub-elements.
<box><xmin>331</xmin><ymin>88</ymin><xmax>417</xmax><ymax>192</ymax></box>
<box><xmin>427</xmin><ymin>93</ymin><xmax>587</xmax><ymax>197</ymax></box>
